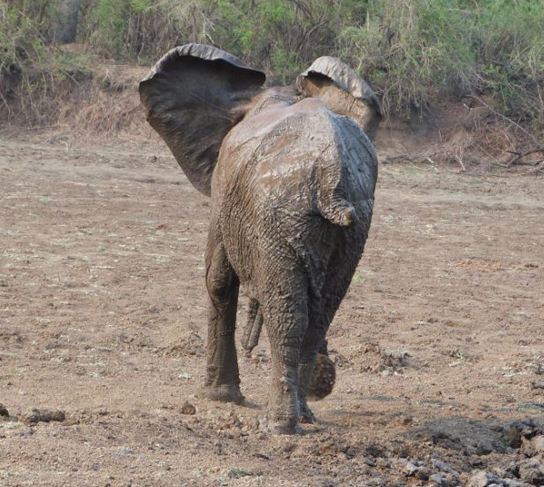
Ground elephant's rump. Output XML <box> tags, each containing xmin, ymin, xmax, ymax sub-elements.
<box><xmin>214</xmin><ymin>95</ymin><xmax>378</xmax><ymax>297</ymax></box>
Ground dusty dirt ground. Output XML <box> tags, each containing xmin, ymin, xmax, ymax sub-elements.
<box><xmin>1</xmin><ymin>131</ymin><xmax>543</xmax><ymax>486</ymax></box>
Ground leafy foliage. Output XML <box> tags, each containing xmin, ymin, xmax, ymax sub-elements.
<box><xmin>0</xmin><ymin>1</ymin><xmax>89</xmax><ymax>124</ymax></box>
<box><xmin>2</xmin><ymin>0</ymin><xmax>544</xmax><ymax>130</ymax></box>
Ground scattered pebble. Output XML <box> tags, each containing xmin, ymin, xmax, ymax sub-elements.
<box><xmin>403</xmin><ymin>460</ymin><xmax>419</xmax><ymax>476</ymax></box>
<box><xmin>0</xmin><ymin>403</ymin><xmax>9</xmax><ymax>417</ymax></box>
<box><xmin>21</xmin><ymin>408</ymin><xmax>65</xmax><ymax>424</ymax></box>
<box><xmin>503</xmin><ymin>418</ymin><xmax>543</xmax><ymax>449</ymax></box>
<box><xmin>227</xmin><ymin>468</ymin><xmax>260</xmax><ymax>479</ymax></box>
<box><xmin>429</xmin><ymin>473</ymin><xmax>449</xmax><ymax>486</ymax></box>
<box><xmin>518</xmin><ymin>457</ymin><xmax>544</xmax><ymax>485</ymax></box>
<box><xmin>522</xmin><ymin>435</ymin><xmax>544</xmax><ymax>457</ymax></box>
<box><xmin>401</xmin><ymin>415</ymin><xmax>413</xmax><ymax>425</ymax></box>
<box><xmin>467</xmin><ymin>469</ymin><xmax>532</xmax><ymax>487</ymax></box>
<box><xmin>18</xmin><ymin>428</ymin><xmax>34</xmax><ymax>438</ymax></box>
<box><xmin>467</xmin><ymin>471</ymin><xmax>501</xmax><ymax>487</ymax></box>
<box><xmin>181</xmin><ymin>402</ymin><xmax>196</xmax><ymax>415</ymax></box>
<box><xmin>432</xmin><ymin>459</ymin><xmax>458</xmax><ymax>475</ymax></box>
<box><xmin>116</xmin><ymin>446</ymin><xmax>135</xmax><ymax>456</ymax></box>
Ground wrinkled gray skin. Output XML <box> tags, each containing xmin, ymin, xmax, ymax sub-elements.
<box><xmin>140</xmin><ymin>44</ymin><xmax>381</xmax><ymax>434</ymax></box>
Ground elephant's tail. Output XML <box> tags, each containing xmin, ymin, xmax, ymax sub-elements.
<box><xmin>313</xmin><ymin>149</ymin><xmax>357</xmax><ymax>227</ymax></box>
<box><xmin>314</xmin><ymin>114</ymin><xmax>378</xmax><ymax>228</ymax></box>
<box><xmin>317</xmin><ymin>197</ymin><xmax>356</xmax><ymax>227</ymax></box>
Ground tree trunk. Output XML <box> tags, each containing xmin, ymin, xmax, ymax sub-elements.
<box><xmin>53</xmin><ymin>0</ymin><xmax>81</xmax><ymax>44</ymax></box>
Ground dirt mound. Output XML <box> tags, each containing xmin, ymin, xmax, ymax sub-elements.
<box><xmin>0</xmin><ymin>49</ymin><xmax>154</xmax><ymax>138</ymax></box>
<box><xmin>377</xmin><ymin>102</ymin><xmax>544</xmax><ymax>173</ymax></box>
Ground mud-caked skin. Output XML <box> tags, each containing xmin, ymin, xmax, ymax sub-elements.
<box><xmin>140</xmin><ymin>44</ymin><xmax>381</xmax><ymax>434</ymax></box>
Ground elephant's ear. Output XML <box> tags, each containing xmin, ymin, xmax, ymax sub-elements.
<box><xmin>139</xmin><ymin>44</ymin><xmax>266</xmax><ymax>196</ymax></box>
<box><xmin>296</xmin><ymin>56</ymin><xmax>382</xmax><ymax>140</ymax></box>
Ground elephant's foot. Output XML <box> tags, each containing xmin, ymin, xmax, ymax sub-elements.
<box><xmin>306</xmin><ymin>353</ymin><xmax>336</xmax><ymax>400</ymax></box>
<box><xmin>269</xmin><ymin>417</ymin><xmax>300</xmax><ymax>435</ymax></box>
<box><xmin>265</xmin><ymin>383</ymin><xmax>300</xmax><ymax>434</ymax></box>
<box><xmin>201</xmin><ymin>384</ymin><xmax>244</xmax><ymax>404</ymax></box>
<box><xmin>260</xmin><ymin>413</ymin><xmax>300</xmax><ymax>435</ymax></box>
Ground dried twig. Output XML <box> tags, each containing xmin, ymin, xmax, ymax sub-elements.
<box><xmin>455</xmin><ymin>155</ymin><xmax>466</xmax><ymax>171</ymax></box>
<box><xmin>530</xmin><ymin>162</ymin><xmax>544</xmax><ymax>174</ymax></box>
<box><xmin>506</xmin><ymin>147</ymin><xmax>544</xmax><ymax>166</ymax></box>
<box><xmin>467</xmin><ymin>95</ymin><xmax>540</xmax><ymax>146</ymax></box>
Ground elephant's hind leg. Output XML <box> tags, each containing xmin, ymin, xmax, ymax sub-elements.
<box><xmin>298</xmin><ymin>228</ymin><xmax>366</xmax><ymax>419</ymax></box>
<box><xmin>203</xmin><ymin>240</ymin><xmax>243</xmax><ymax>404</ymax></box>
<box><xmin>297</xmin><ymin>307</ymin><xmax>329</xmax><ymax>424</ymax></box>
<box><xmin>262</xmin><ymin>272</ymin><xmax>309</xmax><ymax>434</ymax></box>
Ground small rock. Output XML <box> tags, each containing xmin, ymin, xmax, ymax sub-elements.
<box><xmin>432</xmin><ymin>459</ymin><xmax>459</xmax><ymax>475</ymax></box>
<box><xmin>180</xmin><ymin>402</ymin><xmax>196</xmax><ymax>415</ymax></box>
<box><xmin>521</xmin><ymin>435</ymin><xmax>544</xmax><ymax>457</ymax></box>
<box><xmin>116</xmin><ymin>446</ymin><xmax>135</xmax><ymax>456</ymax></box>
<box><xmin>532</xmin><ymin>382</ymin><xmax>544</xmax><ymax>390</ymax></box>
<box><xmin>401</xmin><ymin>415</ymin><xmax>413</xmax><ymax>425</ymax></box>
<box><xmin>503</xmin><ymin>461</ymin><xmax>520</xmax><ymax>478</ymax></box>
<box><xmin>281</xmin><ymin>443</ymin><xmax>296</xmax><ymax>454</ymax></box>
<box><xmin>343</xmin><ymin>446</ymin><xmax>357</xmax><ymax>459</ymax></box>
<box><xmin>503</xmin><ymin>426</ymin><xmax>523</xmax><ymax>448</ymax></box>
<box><xmin>363</xmin><ymin>478</ymin><xmax>386</xmax><ymax>487</ymax></box>
<box><xmin>467</xmin><ymin>470</ymin><xmax>530</xmax><ymax>487</ymax></box>
<box><xmin>467</xmin><ymin>471</ymin><xmax>501</xmax><ymax>487</ymax></box>
<box><xmin>227</xmin><ymin>468</ymin><xmax>259</xmax><ymax>479</ymax></box>
<box><xmin>18</xmin><ymin>428</ymin><xmax>34</xmax><ymax>437</ymax></box>
<box><xmin>213</xmin><ymin>441</ymin><xmax>223</xmax><ymax>455</ymax></box>
<box><xmin>503</xmin><ymin>419</ymin><xmax>543</xmax><ymax>449</ymax></box>
<box><xmin>403</xmin><ymin>461</ymin><xmax>419</xmax><ymax>476</ymax></box>
<box><xmin>415</xmin><ymin>467</ymin><xmax>430</xmax><ymax>481</ymax></box>
<box><xmin>504</xmin><ymin>479</ymin><xmax>535</xmax><ymax>487</ymax></box>
<box><xmin>21</xmin><ymin>408</ymin><xmax>65</xmax><ymax>424</ymax></box>
<box><xmin>518</xmin><ymin>457</ymin><xmax>544</xmax><ymax>485</ymax></box>
<box><xmin>364</xmin><ymin>443</ymin><xmax>385</xmax><ymax>458</ymax></box>
<box><xmin>375</xmin><ymin>457</ymin><xmax>391</xmax><ymax>469</ymax></box>
<box><xmin>429</xmin><ymin>473</ymin><xmax>449</xmax><ymax>486</ymax></box>
<box><xmin>0</xmin><ymin>403</ymin><xmax>9</xmax><ymax>417</ymax></box>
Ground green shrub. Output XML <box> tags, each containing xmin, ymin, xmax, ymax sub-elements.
<box><xmin>0</xmin><ymin>1</ymin><xmax>48</xmax><ymax>72</ymax></box>
<box><xmin>476</xmin><ymin>0</ymin><xmax>544</xmax><ymax>128</ymax></box>
<box><xmin>339</xmin><ymin>0</ymin><xmax>479</xmax><ymax>114</ymax></box>
<box><xmin>0</xmin><ymin>1</ymin><xmax>90</xmax><ymax>124</ymax></box>
<box><xmin>2</xmin><ymin>0</ymin><xmax>544</xmax><ymax>132</ymax></box>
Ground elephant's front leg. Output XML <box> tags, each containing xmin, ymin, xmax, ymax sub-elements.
<box><xmin>203</xmin><ymin>241</ymin><xmax>243</xmax><ymax>404</ymax></box>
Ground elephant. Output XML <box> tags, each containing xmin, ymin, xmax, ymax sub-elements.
<box><xmin>139</xmin><ymin>43</ymin><xmax>381</xmax><ymax>434</ymax></box>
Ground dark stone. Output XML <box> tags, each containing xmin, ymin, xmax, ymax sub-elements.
<box><xmin>0</xmin><ymin>403</ymin><xmax>8</xmax><ymax>417</ymax></box>
<box><xmin>22</xmin><ymin>408</ymin><xmax>65</xmax><ymax>424</ymax></box>
<box><xmin>180</xmin><ymin>402</ymin><xmax>196</xmax><ymax>415</ymax></box>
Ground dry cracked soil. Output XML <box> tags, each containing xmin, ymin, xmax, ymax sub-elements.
<box><xmin>0</xmin><ymin>132</ymin><xmax>543</xmax><ymax>486</ymax></box>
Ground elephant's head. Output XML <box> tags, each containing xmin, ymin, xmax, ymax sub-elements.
<box><xmin>296</xmin><ymin>56</ymin><xmax>382</xmax><ymax>141</ymax></box>
<box><xmin>139</xmin><ymin>43</ymin><xmax>381</xmax><ymax>197</ymax></box>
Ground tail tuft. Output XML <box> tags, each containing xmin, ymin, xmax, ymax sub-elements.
<box><xmin>319</xmin><ymin>199</ymin><xmax>356</xmax><ymax>227</ymax></box>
